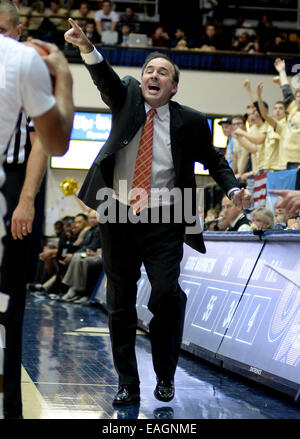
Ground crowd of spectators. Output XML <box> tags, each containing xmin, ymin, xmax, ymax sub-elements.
<box><xmin>29</xmin><ymin>199</ymin><xmax>103</xmax><ymax>305</ymax></box>
<box><xmin>13</xmin><ymin>0</ymin><xmax>300</xmax><ymax>53</ymax></box>
<box><xmin>203</xmin><ymin>55</ymin><xmax>300</xmax><ymax>233</ymax></box>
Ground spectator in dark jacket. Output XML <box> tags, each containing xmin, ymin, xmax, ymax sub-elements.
<box><xmin>197</xmin><ymin>23</ymin><xmax>222</xmax><ymax>51</ymax></box>
<box><xmin>60</xmin><ymin>211</ymin><xmax>102</xmax><ymax>302</ymax></box>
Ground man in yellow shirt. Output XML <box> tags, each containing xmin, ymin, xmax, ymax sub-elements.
<box><xmin>256</xmin><ymin>82</ymin><xmax>287</xmax><ymax>171</ymax></box>
<box><xmin>234</xmin><ymin>79</ymin><xmax>268</xmax><ymax>173</ymax></box>
<box><xmin>274</xmin><ymin>58</ymin><xmax>300</xmax><ymax>170</ymax></box>
<box><xmin>231</xmin><ymin>115</ymin><xmax>251</xmax><ymax>185</ymax></box>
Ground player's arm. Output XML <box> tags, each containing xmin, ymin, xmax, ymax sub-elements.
<box><xmin>11</xmin><ymin>131</ymin><xmax>48</xmax><ymax>240</ymax></box>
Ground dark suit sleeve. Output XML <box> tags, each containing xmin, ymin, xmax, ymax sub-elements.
<box><xmin>85</xmin><ymin>59</ymin><xmax>127</xmax><ymax>114</ymax></box>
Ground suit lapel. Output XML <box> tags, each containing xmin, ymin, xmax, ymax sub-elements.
<box><xmin>169</xmin><ymin>103</ymin><xmax>184</xmax><ymax>179</ymax></box>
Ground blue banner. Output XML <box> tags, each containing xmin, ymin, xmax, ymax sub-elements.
<box><xmin>71</xmin><ymin>112</ymin><xmax>112</xmax><ymax>141</ymax></box>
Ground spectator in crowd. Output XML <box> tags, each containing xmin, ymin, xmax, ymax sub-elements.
<box><xmin>73</xmin><ymin>247</ymin><xmax>103</xmax><ymax>304</ymax></box>
<box><xmin>231</xmin><ymin>115</ymin><xmax>252</xmax><ymax>186</ymax></box>
<box><xmin>286</xmin><ymin>214</ymin><xmax>300</xmax><ymax>229</ymax></box>
<box><xmin>84</xmin><ymin>19</ymin><xmax>100</xmax><ymax>44</ymax></box>
<box><xmin>216</xmin><ymin>208</ymin><xmax>231</xmax><ymax>231</ymax></box>
<box><xmin>267</xmin><ymin>32</ymin><xmax>293</xmax><ymax>54</ymax></box>
<box><xmin>41</xmin><ymin>213</ymin><xmax>90</xmax><ymax>299</ymax></box>
<box><xmin>151</xmin><ymin>24</ymin><xmax>170</xmax><ymax>48</ymax></box>
<box><xmin>218</xmin><ymin>117</ymin><xmax>234</xmax><ymax>169</ymax></box>
<box><xmin>234</xmin><ymin>15</ymin><xmax>256</xmax><ymax>39</ymax></box>
<box><xmin>94</xmin><ymin>0</ymin><xmax>118</xmax><ymax>38</ymax></box>
<box><xmin>72</xmin><ymin>1</ymin><xmax>94</xmax><ymax>28</ymax></box>
<box><xmin>256</xmin><ymin>82</ymin><xmax>287</xmax><ymax>171</ymax></box>
<box><xmin>273</xmin><ymin>58</ymin><xmax>300</xmax><ymax>172</ymax></box>
<box><xmin>118</xmin><ymin>22</ymin><xmax>132</xmax><ymax>46</ymax></box>
<box><xmin>197</xmin><ymin>22</ymin><xmax>222</xmax><ymax>51</ymax></box>
<box><xmin>232</xmin><ymin>31</ymin><xmax>259</xmax><ymax>53</ymax></box>
<box><xmin>234</xmin><ymin>79</ymin><xmax>268</xmax><ymax>173</ymax></box>
<box><xmin>60</xmin><ymin>210</ymin><xmax>101</xmax><ymax>302</ymax></box>
<box><xmin>118</xmin><ymin>6</ymin><xmax>139</xmax><ymax>33</ymax></box>
<box><xmin>221</xmin><ymin>194</ymin><xmax>251</xmax><ymax>231</ymax></box>
<box><xmin>171</xmin><ymin>27</ymin><xmax>195</xmax><ymax>50</ymax></box>
<box><xmin>256</xmin><ymin>14</ymin><xmax>277</xmax><ymax>53</ymax></box>
<box><xmin>29</xmin><ymin>215</ymin><xmax>76</xmax><ymax>294</ymax></box>
<box><xmin>204</xmin><ymin>206</ymin><xmax>220</xmax><ymax>231</ymax></box>
<box><xmin>245</xmin><ymin>103</ymin><xmax>255</xmax><ymax>130</ymax></box>
<box><xmin>250</xmin><ymin>206</ymin><xmax>274</xmax><ymax>230</ymax></box>
<box><xmin>54</xmin><ymin>219</ymin><xmax>64</xmax><ymax>237</ymax></box>
<box><xmin>46</xmin><ymin>0</ymin><xmax>69</xmax><ymax>31</ymax></box>
<box><xmin>25</xmin><ymin>0</ymin><xmax>46</xmax><ymax>38</ymax></box>
<box><xmin>63</xmin><ymin>212</ymin><xmax>90</xmax><ymax>258</ymax></box>
<box><xmin>273</xmin><ymin>197</ymin><xmax>288</xmax><ymax>229</ymax></box>
<box><xmin>204</xmin><ymin>206</ymin><xmax>229</xmax><ymax>231</ymax></box>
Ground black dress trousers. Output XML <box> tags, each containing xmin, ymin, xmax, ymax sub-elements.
<box><xmin>100</xmin><ymin>201</ymin><xmax>187</xmax><ymax>386</ymax></box>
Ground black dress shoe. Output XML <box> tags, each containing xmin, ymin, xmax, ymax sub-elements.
<box><xmin>112</xmin><ymin>385</ymin><xmax>140</xmax><ymax>406</ymax></box>
<box><xmin>154</xmin><ymin>379</ymin><xmax>175</xmax><ymax>402</ymax></box>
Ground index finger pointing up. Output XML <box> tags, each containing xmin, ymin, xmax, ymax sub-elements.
<box><xmin>68</xmin><ymin>17</ymin><xmax>81</xmax><ymax>30</ymax></box>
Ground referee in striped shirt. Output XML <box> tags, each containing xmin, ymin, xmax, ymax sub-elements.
<box><xmin>1</xmin><ymin>112</ymin><xmax>49</xmax><ymax>420</ymax></box>
<box><xmin>0</xmin><ymin>2</ymin><xmax>49</xmax><ymax>419</ymax></box>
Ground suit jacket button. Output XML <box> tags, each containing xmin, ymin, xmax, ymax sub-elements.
<box><xmin>123</xmin><ymin>140</ymin><xmax>128</xmax><ymax>145</ymax></box>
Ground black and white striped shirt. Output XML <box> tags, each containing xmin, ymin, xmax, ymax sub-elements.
<box><xmin>5</xmin><ymin>111</ymin><xmax>34</xmax><ymax>166</ymax></box>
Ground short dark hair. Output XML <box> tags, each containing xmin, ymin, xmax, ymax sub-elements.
<box><xmin>75</xmin><ymin>213</ymin><xmax>88</xmax><ymax>220</ymax></box>
<box><xmin>141</xmin><ymin>51</ymin><xmax>180</xmax><ymax>84</ymax></box>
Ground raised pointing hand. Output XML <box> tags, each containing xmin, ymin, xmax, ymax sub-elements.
<box><xmin>64</xmin><ymin>18</ymin><xmax>93</xmax><ymax>52</ymax></box>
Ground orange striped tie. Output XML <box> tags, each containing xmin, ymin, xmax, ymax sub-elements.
<box><xmin>130</xmin><ymin>108</ymin><xmax>156</xmax><ymax>212</ymax></box>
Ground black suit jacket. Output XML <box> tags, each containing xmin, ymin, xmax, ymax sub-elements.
<box><xmin>79</xmin><ymin>58</ymin><xmax>239</xmax><ymax>254</ymax></box>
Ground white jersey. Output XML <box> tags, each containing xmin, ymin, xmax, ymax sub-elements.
<box><xmin>0</xmin><ymin>35</ymin><xmax>56</xmax><ymax>261</ymax></box>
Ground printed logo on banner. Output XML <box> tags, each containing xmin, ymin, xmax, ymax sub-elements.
<box><xmin>214</xmin><ymin>291</ymin><xmax>243</xmax><ymax>337</ymax></box>
<box><xmin>266</xmin><ymin>263</ymin><xmax>300</xmax><ymax>367</ymax></box>
<box><xmin>237</xmin><ymin>258</ymin><xmax>257</xmax><ymax>280</ymax></box>
<box><xmin>235</xmin><ymin>295</ymin><xmax>271</xmax><ymax>345</ymax></box>
<box><xmin>223</xmin><ymin>293</ymin><xmax>251</xmax><ymax>339</ymax></box>
<box><xmin>251</xmin><ymin>259</ymin><xmax>267</xmax><ymax>282</ymax></box>
<box><xmin>180</xmin><ymin>280</ymin><xmax>202</xmax><ymax>322</ymax></box>
<box><xmin>221</xmin><ymin>257</ymin><xmax>234</xmax><ymax>277</ymax></box>
<box><xmin>192</xmin><ymin>287</ymin><xmax>227</xmax><ymax>332</ymax></box>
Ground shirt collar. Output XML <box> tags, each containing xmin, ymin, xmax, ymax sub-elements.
<box><xmin>145</xmin><ymin>102</ymin><xmax>169</xmax><ymax>121</ymax></box>
<box><xmin>230</xmin><ymin>213</ymin><xmax>245</xmax><ymax>228</ymax></box>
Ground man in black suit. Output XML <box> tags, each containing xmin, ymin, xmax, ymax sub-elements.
<box><xmin>65</xmin><ymin>18</ymin><xmax>252</xmax><ymax>406</ymax></box>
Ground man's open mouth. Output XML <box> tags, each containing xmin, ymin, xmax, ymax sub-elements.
<box><xmin>148</xmin><ymin>85</ymin><xmax>160</xmax><ymax>91</ymax></box>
